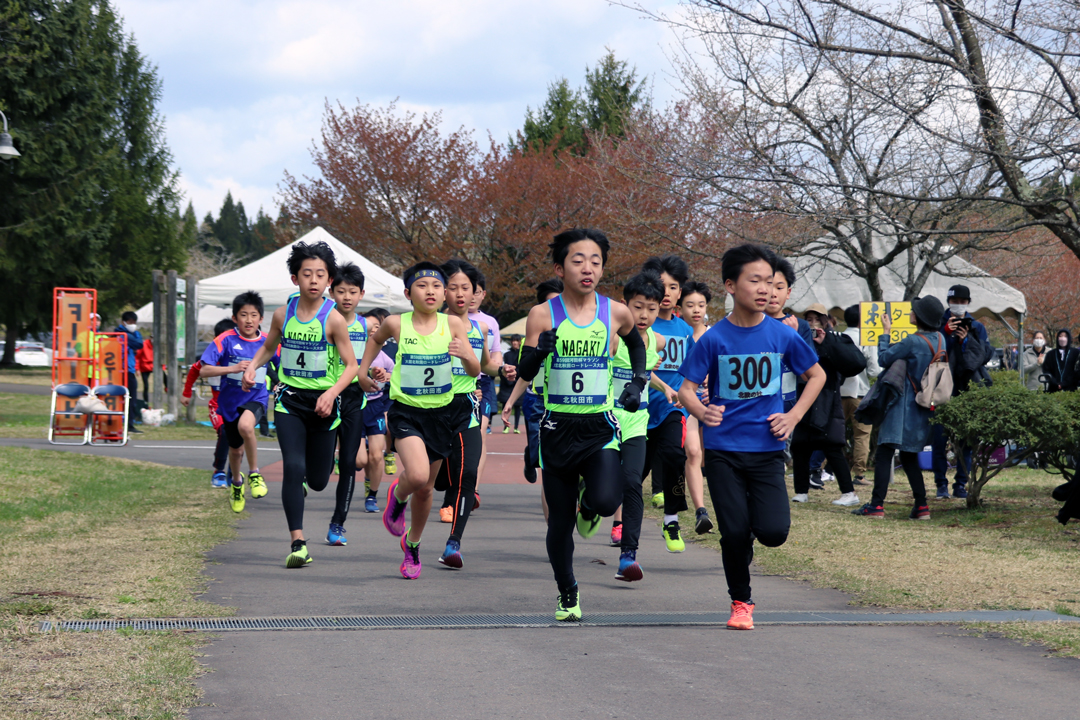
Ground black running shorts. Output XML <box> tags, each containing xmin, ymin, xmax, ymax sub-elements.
<box><xmin>538</xmin><ymin>410</ymin><xmax>621</xmax><ymax>474</ymax></box>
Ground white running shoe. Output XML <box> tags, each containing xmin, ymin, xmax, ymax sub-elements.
<box><xmin>821</xmin><ymin>470</ymin><xmax>835</xmax><ymax>483</ymax></box>
<box><xmin>832</xmin><ymin>492</ymin><xmax>861</xmax><ymax>507</ymax></box>
<box><xmin>792</xmin><ymin>493</ymin><xmax>809</xmax><ymax>503</ymax></box>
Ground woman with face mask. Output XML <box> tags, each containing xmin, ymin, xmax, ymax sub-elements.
<box><xmin>1041</xmin><ymin>329</ymin><xmax>1078</xmax><ymax>393</ymax></box>
<box><xmin>1022</xmin><ymin>332</ymin><xmax>1048</xmax><ymax>391</ymax></box>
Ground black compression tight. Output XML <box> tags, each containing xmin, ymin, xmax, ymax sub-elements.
<box><xmin>543</xmin><ymin>448</ymin><xmax>623</xmax><ymax>592</ymax></box>
<box><xmin>435</xmin><ymin>422</ymin><xmax>483</xmax><ymax>543</ymax></box>
<box><xmin>277</xmin><ymin>411</ymin><xmax>338</xmax><ymax>532</ymax></box>
<box><xmin>331</xmin><ymin>397</ymin><xmax>365</xmax><ymax>526</ymax></box>
<box><xmin>619</xmin><ymin>436</ymin><xmax>647</xmax><ymax>552</ymax></box>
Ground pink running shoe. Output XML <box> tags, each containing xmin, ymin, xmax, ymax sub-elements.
<box><xmin>400</xmin><ymin>533</ymin><xmax>421</xmax><ymax>579</ymax></box>
<box><xmin>609</xmin><ymin>524</ymin><xmax>623</xmax><ymax>547</ymax></box>
<box><xmin>382</xmin><ymin>479</ymin><xmax>407</xmax><ymax>537</ymax></box>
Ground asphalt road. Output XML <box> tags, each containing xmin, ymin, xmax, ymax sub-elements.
<box><xmin>10</xmin><ymin>434</ymin><xmax>1080</xmax><ymax>719</ymax></box>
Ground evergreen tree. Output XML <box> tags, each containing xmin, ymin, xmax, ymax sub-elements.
<box><xmin>0</xmin><ymin>1</ymin><xmax>183</xmax><ymax>361</ymax></box>
<box><xmin>213</xmin><ymin>191</ymin><xmax>253</xmax><ymax>257</ymax></box>
<box><xmin>179</xmin><ymin>202</ymin><xmax>199</xmax><ymax>249</ymax></box>
<box><xmin>519</xmin><ymin>78</ymin><xmax>588</xmax><ymax>155</ymax></box>
<box><xmin>583</xmin><ymin>51</ymin><xmax>646</xmax><ymax>139</ymax></box>
<box><xmin>251</xmin><ymin>207</ymin><xmax>276</xmax><ymax>254</ymax></box>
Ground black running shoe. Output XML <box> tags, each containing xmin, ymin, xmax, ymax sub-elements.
<box><xmin>695</xmin><ymin>507</ymin><xmax>714</xmax><ymax>534</ymax></box>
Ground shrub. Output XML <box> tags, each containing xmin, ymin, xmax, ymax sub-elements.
<box><xmin>933</xmin><ymin>383</ymin><xmax>1078</xmax><ymax>508</ymax></box>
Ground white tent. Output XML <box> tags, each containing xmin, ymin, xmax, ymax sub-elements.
<box><xmin>725</xmin><ymin>239</ymin><xmax>1027</xmax><ymax>320</ymax></box>
<box><xmin>135</xmin><ymin>227</ymin><xmax>411</xmax><ymax>330</ymax></box>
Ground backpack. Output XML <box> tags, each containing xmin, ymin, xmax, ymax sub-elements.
<box><xmin>913</xmin><ymin>334</ymin><xmax>953</xmax><ymax>410</ymax></box>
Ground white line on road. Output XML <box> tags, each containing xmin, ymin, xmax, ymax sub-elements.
<box><xmin>134</xmin><ymin>445</ymin><xmax>281</xmax><ymax>452</ymax></box>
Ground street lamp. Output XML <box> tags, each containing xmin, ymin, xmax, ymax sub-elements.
<box><xmin>0</xmin><ymin>110</ymin><xmax>20</xmax><ymax>159</ymax></box>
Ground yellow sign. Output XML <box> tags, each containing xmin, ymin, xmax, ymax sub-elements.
<box><xmin>859</xmin><ymin>302</ymin><xmax>916</xmax><ymax>345</ymax></box>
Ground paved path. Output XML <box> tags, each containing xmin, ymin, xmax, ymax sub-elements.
<box><xmin>11</xmin><ymin>433</ymin><xmax>1080</xmax><ymax>719</ymax></box>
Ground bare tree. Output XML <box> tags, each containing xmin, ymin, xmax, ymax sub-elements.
<box><xmin>644</xmin><ymin>0</ymin><xmax>1080</xmax><ymax>273</ymax></box>
<box><xmin>620</xmin><ymin>0</ymin><xmax>1045</xmax><ymax>300</ymax></box>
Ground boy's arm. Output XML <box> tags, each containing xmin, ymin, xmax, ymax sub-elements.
<box><xmin>679</xmin><ymin>378</ymin><xmax>723</xmax><ymax>426</ymax></box>
<box><xmin>768</xmin><ymin>363</ymin><xmax>826</xmax><ymax>441</ymax></box>
<box><xmin>478</xmin><ymin>321</ymin><xmax>512</xmax><ymax>380</ymax></box>
<box><xmin>359</xmin><ymin>317</ymin><xmax>397</xmax><ymax>385</ymax></box>
<box><xmin>611</xmin><ymin>303</ymin><xmax>647</xmax><ymax>411</ymax></box>
<box><xmin>183</xmin><ymin>362</ymin><xmax>201</xmax><ymax>397</ymax></box>
<box><xmin>316</xmin><ymin>312</ymin><xmax>359</xmax><ymax>417</ymax></box>
<box><xmin>500</xmin><ymin>377</ymin><xmax>531</xmax><ymax>426</ymax></box>
<box><xmin>447</xmin><ymin>315</ymin><xmax>481</xmax><ymax>377</ymax></box>
<box><xmin>515</xmin><ymin>304</ymin><xmax>555</xmax><ymax>382</ymax></box>
<box><xmin>243</xmin><ymin>308</ymin><xmax>284</xmax><ymax>390</ymax></box>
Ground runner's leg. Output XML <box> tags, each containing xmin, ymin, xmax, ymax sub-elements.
<box><xmin>620</xmin><ymin>436</ymin><xmax>647</xmax><ymax>552</ymax></box>
<box><xmin>277</xmin><ymin>412</ymin><xmax>309</xmax><ymax>540</ymax></box>
<box><xmin>332</xmin><ymin>395</ymin><xmax>364</xmax><ymax>527</ymax></box>
<box><xmin>449</xmin><ymin>423</ymin><xmax>483</xmax><ymax>543</ymax></box>
<box><xmin>684</xmin><ymin>414</ymin><xmax>706</xmax><ymax>509</ymax></box>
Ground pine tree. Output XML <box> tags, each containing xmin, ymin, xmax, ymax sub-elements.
<box><xmin>213</xmin><ymin>191</ymin><xmax>253</xmax><ymax>257</ymax></box>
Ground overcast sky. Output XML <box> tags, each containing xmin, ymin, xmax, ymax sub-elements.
<box><xmin>111</xmin><ymin>0</ymin><xmax>685</xmax><ymax>222</ymax></box>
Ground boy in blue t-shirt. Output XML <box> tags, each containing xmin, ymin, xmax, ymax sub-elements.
<box><xmin>641</xmin><ymin>254</ymin><xmax>702</xmax><ymax>552</ymax></box>
<box><xmin>200</xmin><ymin>291</ymin><xmax>275</xmax><ymax>514</ymax></box>
<box><xmin>678</xmin><ymin>245</ymin><xmax>825</xmax><ymax>631</ymax></box>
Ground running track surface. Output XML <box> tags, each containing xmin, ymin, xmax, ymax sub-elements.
<box><xmin>6</xmin><ymin>431</ymin><xmax>1080</xmax><ymax>718</ymax></box>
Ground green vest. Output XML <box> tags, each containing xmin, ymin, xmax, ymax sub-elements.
<box><xmin>280</xmin><ymin>294</ymin><xmax>335</xmax><ymax>391</ymax></box>
<box><xmin>328</xmin><ymin>314</ymin><xmax>368</xmax><ymax>406</ymax></box>
<box><xmin>390</xmin><ymin>312</ymin><xmax>454</xmax><ymax>409</ymax></box>
<box><xmin>451</xmin><ymin>318</ymin><xmax>484</xmax><ymax>395</ymax></box>
<box><xmin>613</xmin><ymin>328</ymin><xmax>658</xmax><ymax>440</ymax></box>
<box><xmin>542</xmin><ymin>294</ymin><xmax>613</xmax><ymax>414</ymax></box>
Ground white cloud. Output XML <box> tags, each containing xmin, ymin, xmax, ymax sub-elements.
<box><xmin>112</xmin><ymin>0</ymin><xmax>684</xmax><ymax>217</ymax></box>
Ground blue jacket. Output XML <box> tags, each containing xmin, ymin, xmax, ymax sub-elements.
<box><xmin>115</xmin><ymin>325</ymin><xmax>144</xmax><ymax>374</ymax></box>
<box><xmin>876</xmin><ymin>330</ymin><xmax>945</xmax><ymax>452</ymax></box>
<box><xmin>938</xmin><ymin>309</ymin><xmax>991</xmax><ymax>394</ymax></box>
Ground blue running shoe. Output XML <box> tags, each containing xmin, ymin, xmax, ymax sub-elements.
<box><xmin>326</xmin><ymin>523</ymin><xmax>347</xmax><ymax>546</ymax></box>
<box><xmin>615</xmin><ymin>550</ymin><xmax>643</xmax><ymax>582</ymax></box>
<box><xmin>364</xmin><ymin>493</ymin><xmax>379</xmax><ymax>513</ymax></box>
<box><xmin>438</xmin><ymin>539</ymin><xmax>463</xmax><ymax>569</ymax></box>
<box><xmin>211</xmin><ymin>471</ymin><xmax>228</xmax><ymax>488</ymax></box>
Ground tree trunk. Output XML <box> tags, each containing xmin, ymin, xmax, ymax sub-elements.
<box><xmin>2</xmin><ymin>310</ymin><xmax>20</xmax><ymax>365</ymax></box>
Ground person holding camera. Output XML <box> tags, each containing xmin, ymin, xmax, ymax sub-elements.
<box><xmin>1043</xmin><ymin>329</ymin><xmax>1079</xmax><ymax>393</ymax></box>
<box><xmin>931</xmin><ymin>285</ymin><xmax>991</xmax><ymax>500</ymax></box>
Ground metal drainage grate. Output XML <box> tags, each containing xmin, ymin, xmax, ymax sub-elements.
<box><xmin>38</xmin><ymin>609</ymin><xmax>1080</xmax><ymax>633</ymax></box>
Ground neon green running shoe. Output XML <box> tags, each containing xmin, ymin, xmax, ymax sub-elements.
<box><xmin>302</xmin><ymin>481</ymin><xmax>309</xmax><ymax>497</ymax></box>
<box><xmin>384</xmin><ymin>453</ymin><xmax>397</xmax><ymax>476</ymax></box>
<box><xmin>663</xmin><ymin>521</ymin><xmax>686</xmax><ymax>553</ymax></box>
<box><xmin>229</xmin><ymin>476</ymin><xmax>246</xmax><ymax>514</ymax></box>
<box><xmin>575</xmin><ymin>484</ymin><xmax>602</xmax><ymax>539</ymax></box>
<box><xmin>285</xmin><ymin>540</ymin><xmax>311</xmax><ymax>568</ymax></box>
<box><xmin>555</xmin><ymin>585</ymin><xmax>581</xmax><ymax>622</ymax></box>
<box><xmin>248</xmin><ymin>472</ymin><xmax>268</xmax><ymax>499</ymax></box>
<box><xmin>651</xmin><ymin>491</ymin><xmax>664</xmax><ymax>509</ymax></box>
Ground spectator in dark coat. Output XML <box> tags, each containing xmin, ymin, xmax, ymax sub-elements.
<box><xmin>931</xmin><ymin>285</ymin><xmax>991</xmax><ymax>500</ymax></box>
<box><xmin>497</xmin><ymin>335</ymin><xmax>523</xmax><ymax>433</ymax></box>
<box><xmin>1043</xmin><ymin>329</ymin><xmax>1079</xmax><ymax>393</ymax></box>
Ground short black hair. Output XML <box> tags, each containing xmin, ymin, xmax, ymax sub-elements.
<box><xmin>213</xmin><ymin>318</ymin><xmax>237</xmax><ymax>337</ymax></box>
<box><xmin>121</xmin><ymin>311</ymin><xmax>138</xmax><ymax>323</ymax></box>
<box><xmin>402</xmin><ymin>261</ymin><xmax>445</xmax><ymax>289</ymax></box>
<box><xmin>642</xmin><ymin>254</ymin><xmax>689</xmax><ymax>285</ymax></box>
<box><xmin>232</xmin><ymin>291</ymin><xmax>264</xmax><ymax>318</ymax></box>
<box><xmin>442</xmin><ymin>258</ymin><xmax>481</xmax><ymax>292</ymax></box>
<box><xmin>363</xmin><ymin>308</ymin><xmax>390</xmax><ymax>322</ymax></box>
<box><xmin>678</xmin><ymin>280</ymin><xmax>712</xmax><ymax>305</ymax></box>
<box><xmin>623</xmin><ymin>270</ymin><xmax>665</xmax><ymax>303</ymax></box>
<box><xmin>536</xmin><ymin>278</ymin><xmax>563</xmax><ymax>305</ymax></box>
<box><xmin>844</xmin><ymin>304</ymin><xmax>860</xmax><ymax>328</ymax></box>
<box><xmin>288</xmin><ymin>240</ymin><xmax>338</xmax><ymax>278</ymax></box>
<box><xmin>331</xmin><ymin>261</ymin><xmax>365</xmax><ymax>290</ymax></box>
<box><xmin>722</xmin><ymin>244</ymin><xmax>777</xmax><ymax>284</ymax></box>
<box><xmin>774</xmin><ymin>257</ymin><xmax>796</xmax><ymax>288</ymax></box>
<box><xmin>550</xmin><ymin>228</ymin><xmax>610</xmax><ymax>266</ymax></box>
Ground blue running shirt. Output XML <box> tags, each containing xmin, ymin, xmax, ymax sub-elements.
<box><xmin>199</xmin><ymin>329</ymin><xmax>273</xmax><ymax>422</ymax></box>
<box><xmin>680</xmin><ymin>316</ymin><xmax>818</xmax><ymax>453</ymax></box>
<box><xmin>647</xmin><ymin>315</ymin><xmax>695</xmax><ymax>429</ymax></box>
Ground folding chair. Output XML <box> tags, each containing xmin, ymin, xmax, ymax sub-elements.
<box><xmin>49</xmin><ymin>383</ymin><xmax>91</xmax><ymax>445</ymax></box>
<box><xmin>89</xmin><ymin>383</ymin><xmax>129</xmax><ymax>446</ymax></box>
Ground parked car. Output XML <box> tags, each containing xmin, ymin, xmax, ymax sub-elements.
<box><xmin>13</xmin><ymin>342</ymin><xmax>51</xmax><ymax>367</ymax></box>
<box><xmin>985</xmin><ymin>346</ymin><xmax>1005</xmax><ymax>370</ymax></box>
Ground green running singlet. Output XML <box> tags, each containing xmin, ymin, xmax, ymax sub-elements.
<box><xmin>543</xmin><ymin>294</ymin><xmax>614</xmax><ymax>414</ymax></box>
<box><xmin>451</xmin><ymin>318</ymin><xmax>484</xmax><ymax>395</ymax></box>
<box><xmin>390</xmin><ymin>312</ymin><xmax>454</xmax><ymax>409</ymax></box>
<box><xmin>280</xmin><ymin>294</ymin><xmax>336</xmax><ymax>391</ymax></box>
<box><xmin>613</xmin><ymin>327</ymin><xmax>658</xmax><ymax>440</ymax></box>
<box><xmin>328</xmin><ymin>315</ymin><xmax>368</xmax><ymax>392</ymax></box>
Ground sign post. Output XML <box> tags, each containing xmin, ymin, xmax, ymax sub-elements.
<box><xmin>859</xmin><ymin>301</ymin><xmax>917</xmax><ymax>345</ymax></box>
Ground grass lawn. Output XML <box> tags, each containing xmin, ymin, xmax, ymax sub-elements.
<box><xmin>0</xmin><ymin>388</ymin><xmax>279</xmax><ymax>442</ymax></box>
<box><xmin>648</xmin><ymin>463</ymin><xmax>1080</xmax><ymax>656</ymax></box>
<box><xmin>0</xmin><ymin>446</ymin><xmax>238</xmax><ymax>718</ymax></box>
<box><xmin>0</xmin><ymin>367</ymin><xmax>53</xmax><ymax>386</ymax></box>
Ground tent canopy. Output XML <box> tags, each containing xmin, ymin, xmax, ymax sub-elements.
<box><xmin>726</xmin><ymin>240</ymin><xmax>1027</xmax><ymax>321</ymax></box>
<box><xmin>135</xmin><ymin>227</ymin><xmax>411</xmax><ymax>330</ymax></box>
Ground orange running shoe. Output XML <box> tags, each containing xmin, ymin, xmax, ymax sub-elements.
<box><xmin>439</xmin><ymin>506</ymin><xmax>454</xmax><ymax>523</ymax></box>
<box><xmin>727</xmin><ymin>600</ymin><xmax>755</xmax><ymax>630</ymax></box>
